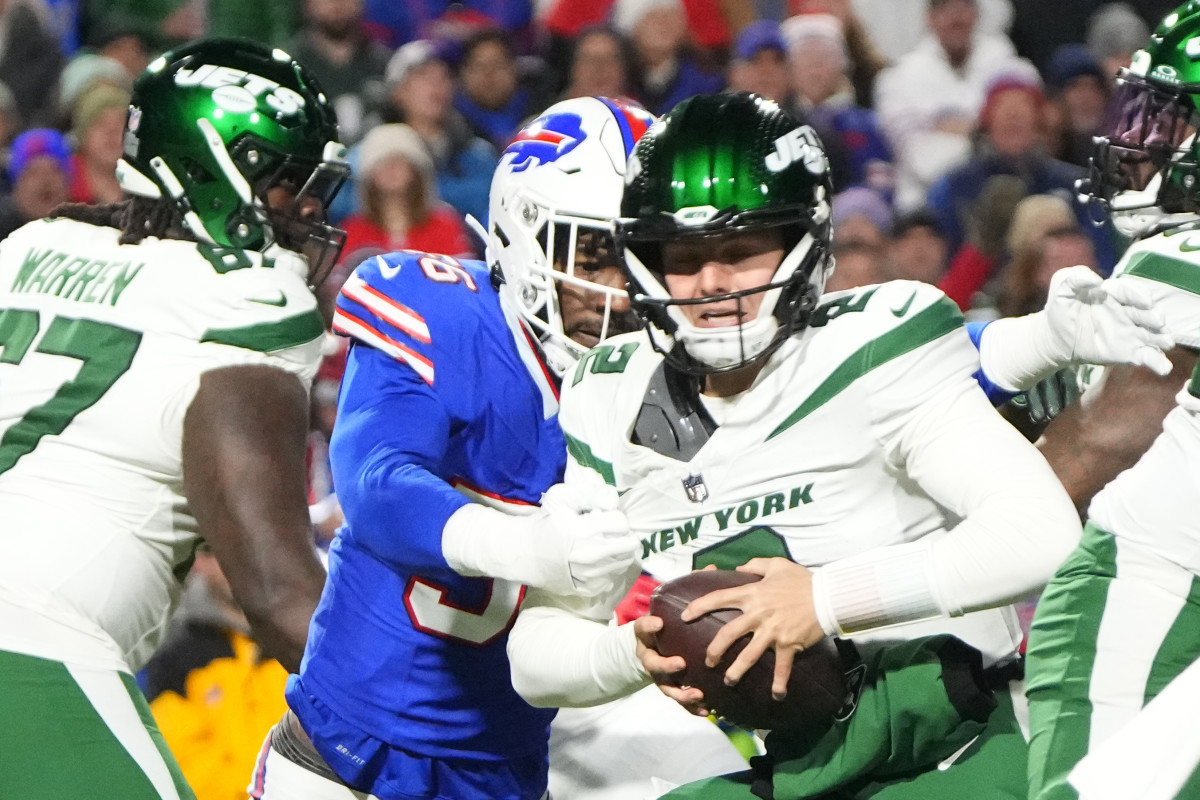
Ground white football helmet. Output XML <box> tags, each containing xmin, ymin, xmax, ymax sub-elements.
<box><xmin>487</xmin><ymin>96</ymin><xmax>656</xmax><ymax>373</ymax></box>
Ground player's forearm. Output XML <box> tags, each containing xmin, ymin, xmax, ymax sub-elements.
<box><xmin>184</xmin><ymin>365</ymin><xmax>328</xmax><ymax>673</ymax></box>
<box><xmin>334</xmin><ymin>458</ymin><xmax>469</xmax><ymax>570</ymax></box>
<box><xmin>508</xmin><ymin>596</ymin><xmax>651</xmax><ymax>708</ymax></box>
<box><xmin>816</xmin><ymin>386</ymin><xmax>1082</xmax><ymax>635</ymax></box>
<box><xmin>1038</xmin><ymin>354</ymin><xmax>1196</xmax><ymax>512</ymax></box>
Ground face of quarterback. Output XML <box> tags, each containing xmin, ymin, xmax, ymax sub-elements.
<box><xmin>660</xmin><ymin>228</ymin><xmax>785</xmax><ymax>329</ymax></box>
<box><xmin>555</xmin><ymin>228</ymin><xmax>636</xmax><ymax>350</ymax></box>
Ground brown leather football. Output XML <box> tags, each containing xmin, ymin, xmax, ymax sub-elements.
<box><xmin>648</xmin><ymin>569</ymin><xmax>849</xmax><ymax>731</ymax></box>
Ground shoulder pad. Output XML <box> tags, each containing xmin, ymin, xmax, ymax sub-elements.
<box><xmin>332</xmin><ymin>250</ymin><xmax>491</xmax><ymax>385</ymax></box>
<box><xmin>811</xmin><ymin>281</ymin><xmax>958</xmax><ymax>331</ymax></box>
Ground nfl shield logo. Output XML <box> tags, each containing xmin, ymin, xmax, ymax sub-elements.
<box><xmin>682</xmin><ymin>474</ymin><xmax>708</xmax><ymax>503</ymax></box>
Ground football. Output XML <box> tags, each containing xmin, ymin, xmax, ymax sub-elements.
<box><xmin>648</xmin><ymin>569</ymin><xmax>849</xmax><ymax>731</ymax></box>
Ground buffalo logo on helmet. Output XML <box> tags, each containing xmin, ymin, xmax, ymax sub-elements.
<box><xmin>503</xmin><ymin>112</ymin><xmax>586</xmax><ymax>172</ymax></box>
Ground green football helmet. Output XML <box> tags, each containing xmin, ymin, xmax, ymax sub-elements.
<box><xmin>1085</xmin><ymin>1</ymin><xmax>1200</xmax><ymax>234</ymax></box>
<box><xmin>616</xmin><ymin>92</ymin><xmax>833</xmax><ymax>374</ymax></box>
<box><xmin>117</xmin><ymin>37</ymin><xmax>349</xmax><ymax>280</ymax></box>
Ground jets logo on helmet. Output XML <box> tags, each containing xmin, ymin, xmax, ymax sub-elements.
<box><xmin>504</xmin><ymin>113</ymin><xmax>586</xmax><ymax>172</ymax></box>
<box><xmin>765</xmin><ymin>126</ymin><xmax>828</xmax><ymax>175</ymax></box>
<box><xmin>173</xmin><ymin>63</ymin><xmax>308</xmax><ymax>116</ymax></box>
<box><xmin>616</xmin><ymin>92</ymin><xmax>834</xmax><ymax>375</ymax></box>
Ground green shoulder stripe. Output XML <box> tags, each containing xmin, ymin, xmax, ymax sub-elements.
<box><xmin>564</xmin><ymin>431</ymin><xmax>615</xmax><ymax>486</ymax></box>
<box><xmin>201</xmin><ymin>309</ymin><xmax>324</xmax><ymax>352</ymax></box>
<box><xmin>768</xmin><ymin>295</ymin><xmax>963</xmax><ymax>440</ymax></box>
<box><xmin>1123</xmin><ymin>251</ymin><xmax>1200</xmax><ymax>296</ymax></box>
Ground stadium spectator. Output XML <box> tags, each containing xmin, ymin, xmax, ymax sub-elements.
<box><xmin>287</xmin><ymin>0</ymin><xmax>391</xmax><ymax>144</ymax></box>
<box><xmin>1043</xmin><ymin>43</ymin><xmax>1111</xmax><ymax>168</ymax></box>
<box><xmin>888</xmin><ymin>207</ymin><xmax>950</xmax><ymax>284</ymax></box>
<box><xmin>0</xmin><ymin>0</ymin><xmax>64</xmax><ymax>128</ymax></box>
<box><xmin>559</xmin><ymin>26</ymin><xmax>633</xmax><ymax>101</ymax></box>
<box><xmin>67</xmin><ymin>84</ymin><xmax>130</xmax><ymax>205</ymax></box>
<box><xmin>377</xmin><ymin>39</ymin><xmax>497</xmax><ymax>230</ymax></box>
<box><xmin>0</xmin><ymin>128</ymin><xmax>70</xmax><ymax>240</ymax></box>
<box><xmin>725</xmin><ymin>20</ymin><xmax>792</xmax><ymax>103</ymax></box>
<box><xmin>786</xmin><ymin>0</ymin><xmax>889</xmax><ymax>107</ymax></box>
<box><xmin>874</xmin><ymin>0</ymin><xmax>1026</xmax><ymax>211</ymax></box>
<box><xmin>1087</xmin><ymin>2</ymin><xmax>1151</xmax><ymax>79</ymax></box>
<box><xmin>925</xmin><ymin>70</ymin><xmax>1115</xmax><ymax>277</ymax></box>
<box><xmin>845</xmin><ymin>0</ymin><xmax>1014</xmax><ymax>64</ymax></box>
<box><xmin>453</xmin><ymin>28</ymin><xmax>546</xmax><ymax>151</ymax></box>
<box><xmin>996</xmin><ymin>197</ymin><xmax>1098</xmax><ymax>317</ymax></box>
<box><xmin>785</xmin><ymin>13</ymin><xmax>893</xmax><ymax>196</ymax></box>
<box><xmin>362</xmin><ymin>0</ymin><xmax>534</xmax><ymax>50</ymax></box>
<box><xmin>54</xmin><ymin>52</ymin><xmax>134</xmax><ymax>130</ymax></box>
<box><xmin>340</xmin><ymin>123</ymin><xmax>473</xmax><ymax>263</ymax></box>
<box><xmin>826</xmin><ymin>185</ymin><xmax>893</xmax><ymax>290</ymax></box>
<box><xmin>617</xmin><ymin>0</ymin><xmax>723</xmax><ymax>115</ymax></box>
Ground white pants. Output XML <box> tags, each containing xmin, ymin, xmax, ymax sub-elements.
<box><xmin>548</xmin><ymin>685</ymin><xmax>749</xmax><ymax>800</ymax></box>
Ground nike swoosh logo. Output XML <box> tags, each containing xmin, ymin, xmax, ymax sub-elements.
<box><xmin>891</xmin><ymin>292</ymin><xmax>917</xmax><ymax>317</ymax></box>
<box><xmin>1180</xmin><ymin>238</ymin><xmax>1200</xmax><ymax>252</ymax></box>
<box><xmin>249</xmin><ymin>292</ymin><xmax>287</xmax><ymax>307</ymax></box>
<box><xmin>938</xmin><ymin>734</ymin><xmax>980</xmax><ymax>770</ymax></box>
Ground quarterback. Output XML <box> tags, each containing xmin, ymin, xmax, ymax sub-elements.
<box><xmin>0</xmin><ymin>39</ymin><xmax>347</xmax><ymax>800</ymax></box>
<box><xmin>1025</xmin><ymin>5</ymin><xmax>1200</xmax><ymax>798</ymax></box>
<box><xmin>505</xmin><ymin>92</ymin><xmax>1165</xmax><ymax>799</ymax></box>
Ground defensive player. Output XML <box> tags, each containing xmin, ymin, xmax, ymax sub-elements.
<box><xmin>249</xmin><ymin>98</ymin><xmax>666</xmax><ymax>800</ymax></box>
<box><xmin>0</xmin><ymin>39</ymin><xmax>349</xmax><ymax>799</ymax></box>
<box><xmin>1025</xmin><ymin>5</ymin><xmax>1200</xmax><ymax>798</ymax></box>
<box><xmin>504</xmin><ymin>92</ymin><xmax>1172</xmax><ymax>800</ymax></box>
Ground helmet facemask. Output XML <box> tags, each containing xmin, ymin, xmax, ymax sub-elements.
<box><xmin>486</xmin><ymin>96</ymin><xmax>655</xmax><ymax>374</ymax></box>
<box><xmin>620</xmin><ymin>209</ymin><xmax>829</xmax><ymax>375</ymax></box>
<box><xmin>118</xmin><ymin>39</ymin><xmax>351</xmax><ymax>286</ymax></box>
<box><xmin>243</xmin><ymin>139</ymin><xmax>350</xmax><ymax>286</ymax></box>
<box><xmin>1084</xmin><ymin>69</ymin><xmax>1200</xmax><ymax>232</ymax></box>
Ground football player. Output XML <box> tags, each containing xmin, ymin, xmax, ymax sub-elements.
<box><xmin>0</xmin><ymin>39</ymin><xmax>348</xmax><ymax>799</ymax></box>
<box><xmin>1025</xmin><ymin>5</ymin><xmax>1200</xmax><ymax>798</ymax></box>
<box><xmin>249</xmin><ymin>98</ymin><xmax>657</xmax><ymax>800</ymax></box>
<box><xmin>504</xmin><ymin>92</ymin><xmax>1173</xmax><ymax>800</ymax></box>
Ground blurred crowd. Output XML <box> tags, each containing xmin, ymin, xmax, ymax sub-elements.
<box><xmin>8</xmin><ymin>0</ymin><xmax>1166</xmax><ymax>795</ymax></box>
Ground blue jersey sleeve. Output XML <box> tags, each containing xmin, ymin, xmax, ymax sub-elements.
<box><xmin>966</xmin><ymin>320</ymin><xmax>1020</xmax><ymax>405</ymax></box>
<box><xmin>330</xmin><ymin>343</ymin><xmax>469</xmax><ymax>572</ymax></box>
<box><xmin>328</xmin><ymin>251</ymin><xmax>490</xmax><ymax>571</ymax></box>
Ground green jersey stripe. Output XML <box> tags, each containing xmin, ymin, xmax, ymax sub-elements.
<box><xmin>564</xmin><ymin>431</ymin><xmax>616</xmax><ymax>486</ymax></box>
<box><xmin>200</xmin><ymin>309</ymin><xmax>324</xmax><ymax>352</ymax></box>
<box><xmin>1123</xmin><ymin>251</ymin><xmax>1200</xmax><ymax>296</ymax></box>
<box><xmin>768</xmin><ymin>295</ymin><xmax>964</xmax><ymax>440</ymax></box>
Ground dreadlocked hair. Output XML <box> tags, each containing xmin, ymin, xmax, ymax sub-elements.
<box><xmin>51</xmin><ymin>196</ymin><xmax>195</xmax><ymax>245</ymax></box>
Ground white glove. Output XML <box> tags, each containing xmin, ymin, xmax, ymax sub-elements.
<box><xmin>979</xmin><ymin>266</ymin><xmax>1175</xmax><ymax>392</ymax></box>
<box><xmin>442</xmin><ymin>482</ymin><xmax>639</xmax><ymax>598</ymax></box>
<box><xmin>1042</xmin><ymin>266</ymin><xmax>1174</xmax><ymax>375</ymax></box>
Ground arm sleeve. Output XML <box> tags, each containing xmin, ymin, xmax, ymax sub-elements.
<box><xmin>507</xmin><ymin>568</ymin><xmax>651</xmax><ymax>708</ymax></box>
<box><xmin>811</xmin><ymin>333</ymin><xmax>1082</xmax><ymax>636</ymax></box>
<box><xmin>329</xmin><ymin>342</ymin><xmax>470</xmax><ymax>572</ymax></box>
<box><xmin>966</xmin><ymin>320</ymin><xmax>1020</xmax><ymax>405</ymax></box>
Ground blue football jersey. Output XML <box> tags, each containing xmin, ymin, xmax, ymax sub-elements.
<box><xmin>287</xmin><ymin>250</ymin><xmax>563</xmax><ymax>788</ymax></box>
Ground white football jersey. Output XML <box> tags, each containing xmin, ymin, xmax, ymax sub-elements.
<box><xmin>560</xmin><ymin>280</ymin><xmax>1024</xmax><ymax>663</ymax></box>
<box><xmin>0</xmin><ymin>218</ymin><xmax>325</xmax><ymax>672</ymax></box>
<box><xmin>1089</xmin><ymin>227</ymin><xmax>1200</xmax><ymax>574</ymax></box>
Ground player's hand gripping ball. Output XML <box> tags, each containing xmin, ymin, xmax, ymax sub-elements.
<box><xmin>649</xmin><ymin>569</ymin><xmax>849</xmax><ymax>731</ymax></box>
